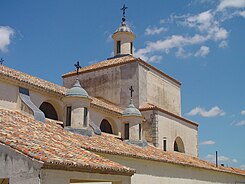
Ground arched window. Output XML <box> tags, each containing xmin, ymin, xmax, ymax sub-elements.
<box><xmin>39</xmin><ymin>102</ymin><xmax>58</xmax><ymax>120</ymax></box>
<box><xmin>174</xmin><ymin>137</ymin><xmax>185</xmax><ymax>153</ymax></box>
<box><xmin>100</xmin><ymin>119</ymin><xmax>113</xmax><ymax>134</ymax></box>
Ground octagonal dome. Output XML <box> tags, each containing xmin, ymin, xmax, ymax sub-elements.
<box><xmin>66</xmin><ymin>79</ymin><xmax>89</xmax><ymax>98</ymax></box>
<box><xmin>122</xmin><ymin>102</ymin><xmax>142</xmax><ymax>117</ymax></box>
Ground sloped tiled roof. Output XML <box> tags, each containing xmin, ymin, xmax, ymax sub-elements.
<box><xmin>0</xmin><ymin>65</ymin><xmax>122</xmax><ymax>115</ymax></box>
<box><xmin>140</xmin><ymin>103</ymin><xmax>198</xmax><ymax>126</ymax></box>
<box><xmin>63</xmin><ymin>55</ymin><xmax>137</xmax><ymax>77</ymax></box>
<box><xmin>62</xmin><ymin>55</ymin><xmax>181</xmax><ymax>85</ymax></box>
<box><xmin>0</xmin><ymin>65</ymin><xmax>67</xmax><ymax>96</ymax></box>
<box><xmin>0</xmin><ymin>108</ymin><xmax>134</xmax><ymax>175</ymax></box>
<box><xmin>75</xmin><ymin>131</ymin><xmax>245</xmax><ymax>177</ymax></box>
<box><xmin>1</xmin><ymin>108</ymin><xmax>244</xmax><ymax>177</ymax></box>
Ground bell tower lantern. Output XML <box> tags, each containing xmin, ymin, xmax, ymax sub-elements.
<box><xmin>112</xmin><ymin>4</ymin><xmax>136</xmax><ymax>57</ymax></box>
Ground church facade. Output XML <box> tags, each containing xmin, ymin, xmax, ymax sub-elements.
<box><xmin>0</xmin><ymin>7</ymin><xmax>245</xmax><ymax>184</ymax></box>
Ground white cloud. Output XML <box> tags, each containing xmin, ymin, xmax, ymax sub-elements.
<box><xmin>205</xmin><ymin>154</ymin><xmax>238</xmax><ymax>164</ymax></box>
<box><xmin>145</xmin><ymin>26</ymin><xmax>167</xmax><ymax>36</ymax></box>
<box><xmin>218</xmin><ymin>0</ymin><xmax>245</xmax><ymax>11</ymax></box>
<box><xmin>241</xmin><ymin>165</ymin><xmax>245</xmax><ymax>170</ymax></box>
<box><xmin>0</xmin><ymin>26</ymin><xmax>14</xmax><ymax>52</ymax></box>
<box><xmin>241</xmin><ymin>110</ymin><xmax>245</xmax><ymax>115</ymax></box>
<box><xmin>184</xmin><ymin>10</ymin><xmax>229</xmax><ymax>41</ymax></box>
<box><xmin>175</xmin><ymin>47</ymin><xmax>192</xmax><ymax>58</ymax></box>
<box><xmin>187</xmin><ymin>106</ymin><xmax>225</xmax><ymax>117</ymax></box>
<box><xmin>195</xmin><ymin>46</ymin><xmax>210</xmax><ymax>57</ymax></box>
<box><xmin>185</xmin><ymin>10</ymin><xmax>213</xmax><ymax>32</ymax></box>
<box><xmin>240</xmin><ymin>10</ymin><xmax>245</xmax><ymax>17</ymax></box>
<box><xmin>235</xmin><ymin>120</ymin><xmax>245</xmax><ymax>126</ymax></box>
<box><xmin>135</xmin><ymin>34</ymin><xmax>208</xmax><ymax>60</ymax></box>
<box><xmin>219</xmin><ymin>40</ymin><xmax>228</xmax><ymax>48</ymax></box>
<box><xmin>148</xmin><ymin>55</ymin><xmax>162</xmax><ymax>63</ymax></box>
<box><xmin>200</xmin><ymin>140</ymin><xmax>216</xmax><ymax>145</ymax></box>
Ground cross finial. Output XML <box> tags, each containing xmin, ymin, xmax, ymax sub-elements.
<box><xmin>0</xmin><ymin>58</ymin><xmax>4</xmax><ymax>65</ymax></box>
<box><xmin>129</xmin><ymin>86</ymin><xmax>134</xmax><ymax>99</ymax></box>
<box><xmin>120</xmin><ymin>4</ymin><xmax>128</xmax><ymax>21</ymax></box>
<box><xmin>74</xmin><ymin>61</ymin><xmax>81</xmax><ymax>76</ymax></box>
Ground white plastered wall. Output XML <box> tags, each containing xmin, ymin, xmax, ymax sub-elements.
<box><xmin>157</xmin><ymin>111</ymin><xmax>198</xmax><ymax>156</ymax></box>
<box><xmin>100</xmin><ymin>154</ymin><xmax>245</xmax><ymax>184</ymax></box>
<box><xmin>0</xmin><ymin>79</ymin><xmax>64</xmax><ymax>121</ymax></box>
<box><xmin>41</xmin><ymin>169</ymin><xmax>131</xmax><ymax>184</ymax></box>
<box><xmin>0</xmin><ymin>81</ymin><xmax>18</xmax><ymax>110</ymax></box>
<box><xmin>89</xmin><ymin>108</ymin><xmax>121</xmax><ymax>136</ymax></box>
<box><xmin>138</xmin><ymin>64</ymin><xmax>181</xmax><ymax>115</ymax></box>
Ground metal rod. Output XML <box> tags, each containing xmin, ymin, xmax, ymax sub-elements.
<box><xmin>216</xmin><ymin>151</ymin><xmax>218</xmax><ymax>167</ymax></box>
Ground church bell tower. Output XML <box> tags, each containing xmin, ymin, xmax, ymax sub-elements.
<box><xmin>112</xmin><ymin>4</ymin><xmax>136</xmax><ymax>57</ymax></box>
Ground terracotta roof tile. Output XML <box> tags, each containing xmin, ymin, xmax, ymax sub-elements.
<box><xmin>79</xmin><ymin>134</ymin><xmax>245</xmax><ymax>176</ymax></box>
<box><xmin>0</xmin><ymin>108</ymin><xmax>244</xmax><ymax>176</ymax></box>
<box><xmin>0</xmin><ymin>108</ymin><xmax>134</xmax><ymax>175</ymax></box>
<box><xmin>0</xmin><ymin>65</ymin><xmax>67</xmax><ymax>95</ymax></box>
<box><xmin>62</xmin><ymin>55</ymin><xmax>137</xmax><ymax>77</ymax></box>
<box><xmin>140</xmin><ymin>103</ymin><xmax>198</xmax><ymax>126</ymax></box>
<box><xmin>62</xmin><ymin>55</ymin><xmax>181</xmax><ymax>85</ymax></box>
<box><xmin>0</xmin><ymin>65</ymin><xmax>122</xmax><ymax>114</ymax></box>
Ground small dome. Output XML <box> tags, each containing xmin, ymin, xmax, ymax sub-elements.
<box><xmin>122</xmin><ymin>102</ymin><xmax>142</xmax><ymax>117</ymax></box>
<box><xmin>66</xmin><ymin>79</ymin><xmax>89</xmax><ymax>98</ymax></box>
<box><xmin>115</xmin><ymin>23</ymin><xmax>133</xmax><ymax>33</ymax></box>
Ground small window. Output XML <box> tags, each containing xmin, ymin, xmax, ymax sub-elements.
<box><xmin>19</xmin><ymin>87</ymin><xmax>29</xmax><ymax>95</ymax></box>
<box><xmin>130</xmin><ymin>42</ymin><xmax>133</xmax><ymax>54</ymax></box>
<box><xmin>139</xmin><ymin>124</ymin><xmax>142</xmax><ymax>140</ymax></box>
<box><xmin>117</xmin><ymin>41</ymin><xmax>121</xmax><ymax>54</ymax></box>
<box><xmin>66</xmin><ymin>106</ymin><xmax>72</xmax><ymax>126</ymax></box>
<box><xmin>83</xmin><ymin>107</ymin><xmax>88</xmax><ymax>127</ymax></box>
<box><xmin>174</xmin><ymin>137</ymin><xmax>185</xmax><ymax>153</ymax></box>
<box><xmin>100</xmin><ymin>119</ymin><xmax>113</xmax><ymax>134</ymax></box>
<box><xmin>163</xmin><ymin>139</ymin><xmax>167</xmax><ymax>151</ymax></box>
<box><xmin>39</xmin><ymin>102</ymin><xmax>58</xmax><ymax>120</ymax></box>
<box><xmin>125</xmin><ymin>123</ymin><xmax>129</xmax><ymax>139</ymax></box>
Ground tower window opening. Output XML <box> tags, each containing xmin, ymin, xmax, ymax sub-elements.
<box><xmin>117</xmin><ymin>41</ymin><xmax>121</xmax><ymax>54</ymax></box>
<box><xmin>139</xmin><ymin>123</ymin><xmax>142</xmax><ymax>140</ymax></box>
<box><xmin>83</xmin><ymin>107</ymin><xmax>88</xmax><ymax>127</ymax></box>
<box><xmin>130</xmin><ymin>42</ymin><xmax>133</xmax><ymax>54</ymax></box>
<box><xmin>125</xmin><ymin>123</ymin><xmax>129</xmax><ymax>139</ymax></box>
<box><xmin>163</xmin><ymin>139</ymin><xmax>167</xmax><ymax>151</ymax></box>
<box><xmin>66</xmin><ymin>106</ymin><xmax>72</xmax><ymax>126</ymax></box>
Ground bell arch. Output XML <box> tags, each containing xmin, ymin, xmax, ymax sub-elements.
<box><xmin>100</xmin><ymin>119</ymin><xmax>113</xmax><ymax>134</ymax></box>
<box><xmin>174</xmin><ymin>136</ymin><xmax>185</xmax><ymax>153</ymax></box>
<box><xmin>39</xmin><ymin>102</ymin><xmax>58</xmax><ymax>120</ymax></box>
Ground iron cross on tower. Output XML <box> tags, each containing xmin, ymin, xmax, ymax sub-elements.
<box><xmin>129</xmin><ymin>86</ymin><xmax>134</xmax><ymax>99</ymax></box>
<box><xmin>74</xmin><ymin>61</ymin><xmax>81</xmax><ymax>76</ymax></box>
<box><xmin>121</xmin><ymin>4</ymin><xmax>128</xmax><ymax>17</ymax></box>
<box><xmin>0</xmin><ymin>58</ymin><xmax>4</xmax><ymax>65</ymax></box>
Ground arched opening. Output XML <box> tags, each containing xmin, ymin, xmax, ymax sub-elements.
<box><xmin>100</xmin><ymin>119</ymin><xmax>113</xmax><ymax>134</ymax></box>
<box><xmin>174</xmin><ymin>137</ymin><xmax>185</xmax><ymax>153</ymax></box>
<box><xmin>39</xmin><ymin>102</ymin><xmax>58</xmax><ymax>120</ymax></box>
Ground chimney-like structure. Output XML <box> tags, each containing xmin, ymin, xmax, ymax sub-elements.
<box><xmin>112</xmin><ymin>4</ymin><xmax>135</xmax><ymax>57</ymax></box>
<box><xmin>63</xmin><ymin>78</ymin><xmax>91</xmax><ymax>131</ymax></box>
<box><xmin>122</xmin><ymin>100</ymin><xmax>143</xmax><ymax>142</ymax></box>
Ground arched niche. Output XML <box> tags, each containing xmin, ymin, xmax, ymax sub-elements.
<box><xmin>100</xmin><ymin>119</ymin><xmax>113</xmax><ymax>134</ymax></box>
<box><xmin>39</xmin><ymin>102</ymin><xmax>58</xmax><ymax>120</ymax></box>
<box><xmin>174</xmin><ymin>136</ymin><xmax>185</xmax><ymax>153</ymax></box>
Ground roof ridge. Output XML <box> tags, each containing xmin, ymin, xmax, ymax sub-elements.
<box><xmin>0</xmin><ymin>65</ymin><xmax>67</xmax><ymax>95</ymax></box>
